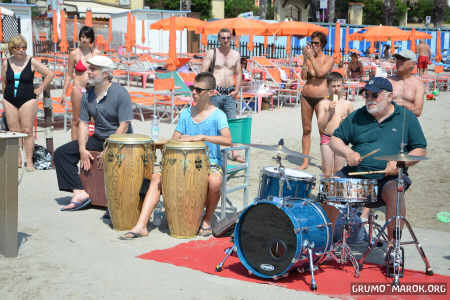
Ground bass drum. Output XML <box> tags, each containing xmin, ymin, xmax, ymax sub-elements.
<box><xmin>234</xmin><ymin>198</ymin><xmax>332</xmax><ymax>279</ymax></box>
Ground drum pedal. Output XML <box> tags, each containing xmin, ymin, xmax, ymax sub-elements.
<box><xmin>385</xmin><ymin>246</ymin><xmax>404</xmax><ymax>278</ymax></box>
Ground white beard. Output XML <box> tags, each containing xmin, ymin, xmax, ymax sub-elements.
<box><xmin>366</xmin><ymin>99</ymin><xmax>387</xmax><ymax>114</ymax></box>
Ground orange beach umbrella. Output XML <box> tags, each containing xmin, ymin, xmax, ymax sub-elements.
<box><xmin>203</xmin><ymin>18</ymin><xmax>267</xmax><ymax>36</ymax></box>
<box><xmin>125</xmin><ymin>12</ymin><xmax>132</xmax><ymax>52</ymax></box>
<box><xmin>167</xmin><ymin>16</ymin><xmax>178</xmax><ymax>71</ymax></box>
<box><xmin>108</xmin><ymin>18</ymin><xmax>113</xmax><ymax>46</ymax></box>
<box><xmin>349</xmin><ymin>25</ymin><xmax>409</xmax><ymax>41</ymax></box>
<box><xmin>141</xmin><ymin>20</ymin><xmax>146</xmax><ymax>44</ymax></box>
<box><xmin>59</xmin><ymin>10</ymin><xmax>69</xmax><ymax>53</ymax></box>
<box><xmin>150</xmin><ymin>16</ymin><xmax>205</xmax><ymax>34</ymax></box>
<box><xmin>344</xmin><ymin>26</ymin><xmax>349</xmax><ymax>55</ymax></box>
<box><xmin>52</xmin><ymin>10</ymin><xmax>58</xmax><ymax>44</ymax></box>
<box><xmin>73</xmin><ymin>15</ymin><xmax>78</xmax><ymax>44</ymax></box>
<box><xmin>333</xmin><ymin>22</ymin><xmax>341</xmax><ymax>63</ymax></box>
<box><xmin>410</xmin><ymin>28</ymin><xmax>417</xmax><ymax>53</ymax></box>
<box><xmin>436</xmin><ymin>30</ymin><xmax>442</xmax><ymax>63</ymax></box>
<box><xmin>266</xmin><ymin>21</ymin><xmax>328</xmax><ymax>36</ymax></box>
<box><xmin>85</xmin><ymin>9</ymin><xmax>93</xmax><ymax>27</ymax></box>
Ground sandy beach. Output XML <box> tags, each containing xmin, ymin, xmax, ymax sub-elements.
<box><xmin>1</xmin><ymin>86</ymin><xmax>449</xmax><ymax>299</ymax></box>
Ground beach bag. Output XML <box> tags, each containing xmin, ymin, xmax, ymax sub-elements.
<box><xmin>33</xmin><ymin>144</ymin><xmax>52</xmax><ymax>170</ymax></box>
<box><xmin>0</xmin><ymin>114</ymin><xmax>8</xmax><ymax>131</ymax></box>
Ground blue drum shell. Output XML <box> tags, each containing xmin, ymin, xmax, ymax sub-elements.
<box><xmin>234</xmin><ymin>198</ymin><xmax>332</xmax><ymax>279</ymax></box>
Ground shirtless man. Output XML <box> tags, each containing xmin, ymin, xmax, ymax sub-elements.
<box><xmin>299</xmin><ymin>31</ymin><xmax>335</xmax><ymax>169</ymax></box>
<box><xmin>201</xmin><ymin>28</ymin><xmax>243</xmax><ymax>162</ymax></box>
<box><xmin>389</xmin><ymin>49</ymin><xmax>424</xmax><ymax>117</ymax></box>
<box><xmin>417</xmin><ymin>40</ymin><xmax>431</xmax><ymax>76</ymax></box>
<box><xmin>317</xmin><ymin>72</ymin><xmax>353</xmax><ymax>177</ymax></box>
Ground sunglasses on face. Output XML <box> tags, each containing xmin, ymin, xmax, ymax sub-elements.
<box><xmin>310</xmin><ymin>41</ymin><xmax>321</xmax><ymax>46</ymax></box>
<box><xmin>220</xmin><ymin>36</ymin><xmax>231</xmax><ymax>40</ymax></box>
<box><xmin>189</xmin><ymin>86</ymin><xmax>210</xmax><ymax>93</ymax></box>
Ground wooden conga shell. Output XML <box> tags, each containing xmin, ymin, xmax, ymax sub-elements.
<box><xmin>162</xmin><ymin>140</ymin><xmax>209</xmax><ymax>238</ymax></box>
<box><xmin>103</xmin><ymin>134</ymin><xmax>154</xmax><ymax>230</ymax></box>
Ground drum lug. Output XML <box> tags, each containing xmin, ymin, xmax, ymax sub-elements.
<box><xmin>116</xmin><ymin>153</ymin><xmax>125</xmax><ymax>166</ymax></box>
<box><xmin>194</xmin><ymin>156</ymin><xmax>202</xmax><ymax>170</ymax></box>
<box><xmin>107</xmin><ymin>152</ymin><xmax>114</xmax><ymax>162</ymax></box>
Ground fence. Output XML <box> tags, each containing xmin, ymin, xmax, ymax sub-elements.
<box><xmin>1</xmin><ymin>15</ymin><xmax>21</xmax><ymax>42</ymax></box>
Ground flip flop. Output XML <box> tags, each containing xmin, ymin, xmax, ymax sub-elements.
<box><xmin>119</xmin><ymin>232</ymin><xmax>148</xmax><ymax>240</ymax></box>
<box><xmin>60</xmin><ymin>198</ymin><xmax>91</xmax><ymax>211</ymax></box>
<box><xmin>198</xmin><ymin>226</ymin><xmax>212</xmax><ymax>237</ymax></box>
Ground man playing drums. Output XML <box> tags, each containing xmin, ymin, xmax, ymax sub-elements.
<box><xmin>330</xmin><ymin>77</ymin><xmax>427</xmax><ymax>247</ymax></box>
<box><xmin>120</xmin><ymin>72</ymin><xmax>232</xmax><ymax>239</ymax></box>
<box><xmin>54</xmin><ymin>56</ymin><xmax>134</xmax><ymax>211</ymax></box>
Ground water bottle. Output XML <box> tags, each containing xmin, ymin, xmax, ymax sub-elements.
<box><xmin>151</xmin><ymin>115</ymin><xmax>160</xmax><ymax>141</ymax></box>
<box><xmin>153</xmin><ymin>201</ymin><xmax>164</xmax><ymax>226</ymax></box>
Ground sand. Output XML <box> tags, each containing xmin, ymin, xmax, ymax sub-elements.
<box><xmin>1</xmin><ymin>87</ymin><xmax>449</xmax><ymax>299</ymax></box>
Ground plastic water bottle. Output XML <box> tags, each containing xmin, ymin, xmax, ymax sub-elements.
<box><xmin>153</xmin><ymin>201</ymin><xmax>164</xmax><ymax>226</ymax></box>
<box><xmin>151</xmin><ymin>115</ymin><xmax>160</xmax><ymax>141</ymax></box>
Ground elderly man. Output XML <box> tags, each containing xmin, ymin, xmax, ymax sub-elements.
<box><xmin>201</xmin><ymin>28</ymin><xmax>243</xmax><ymax>162</ymax></box>
<box><xmin>330</xmin><ymin>77</ymin><xmax>427</xmax><ymax>246</ymax></box>
<box><xmin>54</xmin><ymin>56</ymin><xmax>134</xmax><ymax>211</ymax></box>
<box><xmin>389</xmin><ymin>49</ymin><xmax>424</xmax><ymax>117</ymax></box>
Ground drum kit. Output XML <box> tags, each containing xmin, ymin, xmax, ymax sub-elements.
<box><xmin>216</xmin><ymin>139</ymin><xmax>433</xmax><ymax>289</ymax></box>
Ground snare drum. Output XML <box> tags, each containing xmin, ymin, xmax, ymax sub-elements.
<box><xmin>258</xmin><ymin>167</ymin><xmax>316</xmax><ymax>199</ymax></box>
<box><xmin>319</xmin><ymin>177</ymin><xmax>378</xmax><ymax>203</ymax></box>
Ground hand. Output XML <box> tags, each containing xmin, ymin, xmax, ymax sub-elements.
<box><xmin>384</xmin><ymin>160</ymin><xmax>399</xmax><ymax>176</ymax></box>
<box><xmin>229</xmin><ymin>90</ymin><xmax>239</xmax><ymax>98</ymax></box>
<box><xmin>80</xmin><ymin>149</ymin><xmax>93</xmax><ymax>171</ymax></box>
<box><xmin>346</xmin><ymin>150</ymin><xmax>362</xmax><ymax>167</ymax></box>
<box><xmin>34</xmin><ymin>87</ymin><xmax>43</xmax><ymax>97</ymax></box>
<box><xmin>179</xmin><ymin>135</ymin><xmax>204</xmax><ymax>142</ymax></box>
<box><xmin>303</xmin><ymin>45</ymin><xmax>313</xmax><ymax>59</ymax></box>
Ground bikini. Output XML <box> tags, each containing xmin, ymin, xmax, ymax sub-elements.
<box><xmin>4</xmin><ymin>58</ymin><xmax>36</xmax><ymax>109</ymax></box>
<box><xmin>73</xmin><ymin>59</ymin><xmax>88</xmax><ymax>94</ymax></box>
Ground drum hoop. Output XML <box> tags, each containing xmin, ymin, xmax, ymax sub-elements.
<box><xmin>320</xmin><ymin>177</ymin><xmax>377</xmax><ymax>184</ymax></box>
<box><xmin>164</xmin><ymin>145</ymin><xmax>207</xmax><ymax>150</ymax></box>
<box><xmin>106</xmin><ymin>140</ymin><xmax>153</xmax><ymax>145</ymax></box>
<box><xmin>262</xmin><ymin>169</ymin><xmax>316</xmax><ymax>183</ymax></box>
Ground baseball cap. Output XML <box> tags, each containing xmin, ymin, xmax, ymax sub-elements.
<box><xmin>87</xmin><ymin>55</ymin><xmax>115</xmax><ymax>70</ymax></box>
<box><xmin>363</xmin><ymin>77</ymin><xmax>393</xmax><ymax>93</ymax></box>
<box><xmin>393</xmin><ymin>49</ymin><xmax>417</xmax><ymax>62</ymax></box>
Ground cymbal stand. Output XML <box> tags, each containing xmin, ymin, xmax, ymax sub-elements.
<box><xmin>272</xmin><ymin>153</ymin><xmax>292</xmax><ymax>199</ymax></box>
<box><xmin>327</xmin><ymin>202</ymin><xmax>360</xmax><ymax>278</ymax></box>
<box><xmin>358</xmin><ymin>161</ymin><xmax>433</xmax><ymax>285</ymax></box>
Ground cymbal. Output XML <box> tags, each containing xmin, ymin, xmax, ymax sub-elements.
<box><xmin>374</xmin><ymin>153</ymin><xmax>429</xmax><ymax>162</ymax></box>
<box><xmin>244</xmin><ymin>143</ymin><xmax>314</xmax><ymax>161</ymax></box>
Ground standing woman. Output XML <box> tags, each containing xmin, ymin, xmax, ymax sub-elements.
<box><xmin>299</xmin><ymin>31</ymin><xmax>334</xmax><ymax>169</ymax></box>
<box><xmin>1</xmin><ymin>34</ymin><xmax>54</xmax><ymax>170</ymax></box>
<box><xmin>62</xmin><ymin>26</ymin><xmax>101</xmax><ymax>140</ymax></box>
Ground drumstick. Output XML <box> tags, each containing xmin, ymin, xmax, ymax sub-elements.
<box><xmin>348</xmin><ymin>170</ymin><xmax>386</xmax><ymax>176</ymax></box>
<box><xmin>360</xmin><ymin>148</ymin><xmax>380</xmax><ymax>160</ymax></box>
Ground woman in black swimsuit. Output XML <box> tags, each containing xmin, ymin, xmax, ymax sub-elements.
<box><xmin>347</xmin><ymin>52</ymin><xmax>363</xmax><ymax>79</ymax></box>
<box><xmin>299</xmin><ymin>31</ymin><xmax>335</xmax><ymax>169</ymax></box>
<box><xmin>1</xmin><ymin>35</ymin><xmax>54</xmax><ymax>170</ymax></box>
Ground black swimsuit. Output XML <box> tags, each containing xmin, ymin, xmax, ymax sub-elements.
<box><xmin>4</xmin><ymin>58</ymin><xmax>36</xmax><ymax>109</ymax></box>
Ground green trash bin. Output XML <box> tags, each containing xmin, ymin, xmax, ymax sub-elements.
<box><xmin>228</xmin><ymin>117</ymin><xmax>252</xmax><ymax>144</ymax></box>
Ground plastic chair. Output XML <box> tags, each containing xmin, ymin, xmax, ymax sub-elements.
<box><xmin>218</xmin><ymin>117</ymin><xmax>251</xmax><ymax>220</ymax></box>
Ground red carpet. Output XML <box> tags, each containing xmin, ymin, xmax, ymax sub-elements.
<box><xmin>138</xmin><ymin>238</ymin><xmax>449</xmax><ymax>299</ymax></box>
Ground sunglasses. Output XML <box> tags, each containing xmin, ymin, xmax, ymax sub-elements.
<box><xmin>310</xmin><ymin>41</ymin><xmax>321</xmax><ymax>46</ymax></box>
<box><xmin>220</xmin><ymin>36</ymin><xmax>231</xmax><ymax>40</ymax></box>
<box><xmin>189</xmin><ymin>86</ymin><xmax>210</xmax><ymax>93</ymax></box>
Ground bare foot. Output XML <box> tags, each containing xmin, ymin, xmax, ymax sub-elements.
<box><xmin>297</xmin><ymin>161</ymin><xmax>309</xmax><ymax>170</ymax></box>
<box><xmin>230</xmin><ymin>154</ymin><xmax>246</xmax><ymax>163</ymax></box>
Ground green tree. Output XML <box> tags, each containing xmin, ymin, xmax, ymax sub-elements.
<box><xmin>144</xmin><ymin>0</ymin><xmax>211</xmax><ymax>19</ymax></box>
<box><xmin>224</xmin><ymin>0</ymin><xmax>258</xmax><ymax>18</ymax></box>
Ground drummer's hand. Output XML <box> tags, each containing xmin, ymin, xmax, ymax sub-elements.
<box><xmin>384</xmin><ymin>160</ymin><xmax>398</xmax><ymax>176</ymax></box>
<box><xmin>346</xmin><ymin>150</ymin><xmax>362</xmax><ymax>167</ymax></box>
<box><xmin>181</xmin><ymin>135</ymin><xmax>205</xmax><ymax>142</ymax></box>
<box><xmin>80</xmin><ymin>149</ymin><xmax>94</xmax><ymax>171</ymax></box>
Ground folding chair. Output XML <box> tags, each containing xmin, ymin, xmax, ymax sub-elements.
<box><xmin>218</xmin><ymin>117</ymin><xmax>252</xmax><ymax>220</ymax></box>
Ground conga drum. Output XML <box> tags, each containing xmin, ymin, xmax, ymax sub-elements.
<box><xmin>162</xmin><ymin>140</ymin><xmax>209</xmax><ymax>238</ymax></box>
<box><xmin>103</xmin><ymin>134</ymin><xmax>154</xmax><ymax>230</ymax></box>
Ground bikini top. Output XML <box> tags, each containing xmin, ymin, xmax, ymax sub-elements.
<box><xmin>350</xmin><ymin>63</ymin><xmax>362</xmax><ymax>73</ymax></box>
<box><xmin>75</xmin><ymin>59</ymin><xmax>87</xmax><ymax>72</ymax></box>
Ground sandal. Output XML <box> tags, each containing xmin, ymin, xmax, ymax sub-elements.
<box><xmin>198</xmin><ymin>225</ymin><xmax>212</xmax><ymax>237</ymax></box>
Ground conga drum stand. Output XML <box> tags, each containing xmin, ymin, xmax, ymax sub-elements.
<box><xmin>358</xmin><ymin>160</ymin><xmax>433</xmax><ymax>285</ymax></box>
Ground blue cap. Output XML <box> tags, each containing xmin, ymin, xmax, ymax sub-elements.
<box><xmin>363</xmin><ymin>77</ymin><xmax>393</xmax><ymax>93</ymax></box>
